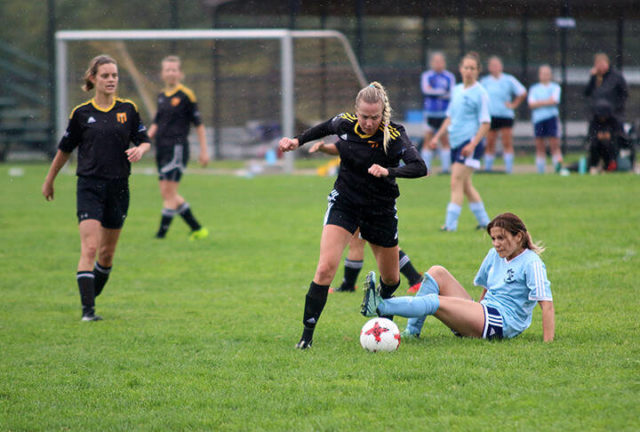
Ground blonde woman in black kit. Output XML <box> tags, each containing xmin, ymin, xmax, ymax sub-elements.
<box><xmin>42</xmin><ymin>55</ymin><xmax>150</xmax><ymax>321</ymax></box>
<box><xmin>279</xmin><ymin>82</ymin><xmax>427</xmax><ymax>349</ymax></box>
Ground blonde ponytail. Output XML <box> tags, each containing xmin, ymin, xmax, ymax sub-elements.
<box><xmin>355</xmin><ymin>81</ymin><xmax>392</xmax><ymax>153</ymax></box>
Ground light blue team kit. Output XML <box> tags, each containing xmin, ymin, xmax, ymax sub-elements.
<box><xmin>480</xmin><ymin>73</ymin><xmax>527</xmax><ymax>119</ymax></box>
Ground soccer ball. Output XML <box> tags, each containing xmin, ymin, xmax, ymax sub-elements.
<box><xmin>360</xmin><ymin>318</ymin><xmax>401</xmax><ymax>352</ymax></box>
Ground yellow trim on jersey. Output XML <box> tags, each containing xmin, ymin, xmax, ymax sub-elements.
<box><xmin>163</xmin><ymin>84</ymin><xmax>183</xmax><ymax>98</ymax></box>
<box><xmin>164</xmin><ymin>84</ymin><xmax>197</xmax><ymax>103</ymax></box>
<box><xmin>339</xmin><ymin>112</ymin><xmax>357</xmax><ymax>123</ymax></box>
<box><xmin>69</xmin><ymin>100</ymin><xmax>92</xmax><ymax>119</ymax></box>
<box><xmin>90</xmin><ymin>98</ymin><xmax>116</xmax><ymax>113</ymax></box>
<box><xmin>116</xmin><ymin>97</ymin><xmax>139</xmax><ymax>112</ymax></box>
<box><xmin>180</xmin><ymin>86</ymin><xmax>197</xmax><ymax>103</ymax></box>
<box><xmin>384</xmin><ymin>124</ymin><xmax>401</xmax><ymax>140</ymax></box>
<box><xmin>353</xmin><ymin>122</ymin><xmax>374</xmax><ymax>139</ymax></box>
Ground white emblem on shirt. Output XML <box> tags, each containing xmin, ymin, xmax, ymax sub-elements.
<box><xmin>87</xmin><ymin>116</ymin><xmax>96</xmax><ymax>124</ymax></box>
<box><xmin>340</xmin><ymin>134</ymin><xmax>347</xmax><ymax>140</ymax></box>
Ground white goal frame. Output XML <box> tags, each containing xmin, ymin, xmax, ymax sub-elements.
<box><xmin>55</xmin><ymin>29</ymin><xmax>367</xmax><ymax>172</ymax></box>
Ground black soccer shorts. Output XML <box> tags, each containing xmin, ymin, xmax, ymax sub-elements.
<box><xmin>76</xmin><ymin>176</ymin><xmax>130</xmax><ymax>229</ymax></box>
<box><xmin>323</xmin><ymin>189</ymin><xmax>399</xmax><ymax>248</ymax></box>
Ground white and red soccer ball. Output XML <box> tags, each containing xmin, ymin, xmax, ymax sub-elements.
<box><xmin>360</xmin><ymin>318</ymin><xmax>401</xmax><ymax>352</ymax></box>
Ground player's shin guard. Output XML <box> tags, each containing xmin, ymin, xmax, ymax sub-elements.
<box><xmin>444</xmin><ymin>202</ymin><xmax>462</xmax><ymax>231</ymax></box>
<box><xmin>299</xmin><ymin>282</ymin><xmax>329</xmax><ymax>346</ymax></box>
<box><xmin>406</xmin><ymin>273</ymin><xmax>440</xmax><ymax>335</ymax></box>
<box><xmin>93</xmin><ymin>262</ymin><xmax>111</xmax><ymax>297</ymax></box>
<box><xmin>504</xmin><ymin>152</ymin><xmax>514</xmax><ymax>174</ymax></box>
<box><xmin>399</xmin><ymin>250</ymin><xmax>422</xmax><ymax>286</ymax></box>
<box><xmin>439</xmin><ymin>148</ymin><xmax>451</xmax><ymax>172</ymax></box>
<box><xmin>178</xmin><ymin>202</ymin><xmax>202</xmax><ymax>231</ymax></box>
<box><xmin>469</xmin><ymin>201</ymin><xmax>490</xmax><ymax>227</ymax></box>
<box><xmin>341</xmin><ymin>259</ymin><xmax>363</xmax><ymax>291</ymax></box>
<box><xmin>378</xmin><ymin>278</ymin><xmax>400</xmax><ymax>320</ymax></box>
<box><xmin>156</xmin><ymin>208</ymin><xmax>176</xmax><ymax>237</ymax></box>
<box><xmin>77</xmin><ymin>271</ymin><xmax>96</xmax><ymax>315</ymax></box>
<box><xmin>378</xmin><ymin>294</ymin><xmax>440</xmax><ymax>319</ymax></box>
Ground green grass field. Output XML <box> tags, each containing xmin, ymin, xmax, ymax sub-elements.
<box><xmin>1</xmin><ymin>162</ymin><xmax>639</xmax><ymax>431</ymax></box>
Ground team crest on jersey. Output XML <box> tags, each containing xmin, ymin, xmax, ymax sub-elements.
<box><xmin>171</xmin><ymin>96</ymin><xmax>181</xmax><ymax>107</ymax></box>
<box><xmin>87</xmin><ymin>116</ymin><xmax>96</xmax><ymax>124</ymax></box>
<box><xmin>116</xmin><ymin>112</ymin><xmax>127</xmax><ymax>123</ymax></box>
<box><xmin>504</xmin><ymin>268</ymin><xmax>516</xmax><ymax>283</ymax></box>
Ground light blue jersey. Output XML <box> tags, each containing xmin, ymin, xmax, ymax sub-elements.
<box><xmin>528</xmin><ymin>82</ymin><xmax>561</xmax><ymax>124</ymax></box>
<box><xmin>446</xmin><ymin>82</ymin><xmax>491</xmax><ymax>149</ymax></box>
<box><xmin>474</xmin><ymin>248</ymin><xmax>552</xmax><ymax>338</ymax></box>
<box><xmin>421</xmin><ymin>69</ymin><xmax>456</xmax><ymax>118</ymax></box>
<box><xmin>480</xmin><ymin>73</ymin><xmax>526</xmax><ymax>119</ymax></box>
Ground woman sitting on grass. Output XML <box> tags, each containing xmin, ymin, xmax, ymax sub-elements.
<box><xmin>361</xmin><ymin>212</ymin><xmax>555</xmax><ymax>342</ymax></box>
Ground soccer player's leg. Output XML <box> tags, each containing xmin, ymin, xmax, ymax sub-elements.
<box><xmin>76</xmin><ymin>177</ymin><xmax>107</xmax><ymax>321</ymax></box>
<box><xmin>367</xmin><ymin>226</ymin><xmax>400</xmax><ymax>320</ymax></box>
<box><xmin>78</xmin><ymin>220</ymin><xmax>102</xmax><ymax>321</ymax></box>
<box><xmin>484</xmin><ymin>128</ymin><xmax>498</xmax><ymax>171</ymax></box>
<box><xmin>399</xmin><ymin>249</ymin><xmax>423</xmax><ymax>294</ymax></box>
<box><xmin>297</xmin><ymin>224</ymin><xmax>354</xmax><ymax>349</ymax></box>
<box><xmin>330</xmin><ymin>231</ymin><xmax>365</xmax><ymax>293</ymax></box>
<box><xmin>433</xmin><ymin>297</ymin><xmax>485</xmax><ymax>338</ymax></box>
<box><xmin>94</xmin><ymin>227</ymin><xmax>122</xmax><ymax>298</ymax></box>
<box><xmin>92</xmin><ymin>178</ymin><xmax>127</xmax><ymax>303</ymax></box>
<box><xmin>501</xmin><ymin>127</ymin><xmax>515</xmax><ymax>174</ymax></box>
<box><xmin>462</xmin><ymin>152</ymin><xmax>490</xmax><ymax>229</ymax></box>
<box><xmin>156</xmin><ymin>145</ymin><xmax>177</xmax><ymax>238</ymax></box>
<box><xmin>442</xmin><ymin>160</ymin><xmax>465</xmax><ymax>231</ymax></box>
<box><xmin>404</xmin><ymin>265</ymin><xmax>474</xmax><ymax>337</ymax></box>
<box><xmin>438</xmin><ymin>126</ymin><xmax>452</xmax><ymax>174</ymax></box>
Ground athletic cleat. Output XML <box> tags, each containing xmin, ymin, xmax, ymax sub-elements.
<box><xmin>440</xmin><ymin>225</ymin><xmax>454</xmax><ymax>232</ymax></box>
<box><xmin>329</xmin><ymin>284</ymin><xmax>356</xmax><ymax>294</ymax></box>
<box><xmin>81</xmin><ymin>312</ymin><xmax>103</xmax><ymax>322</ymax></box>
<box><xmin>476</xmin><ymin>224</ymin><xmax>487</xmax><ymax>231</ymax></box>
<box><xmin>400</xmin><ymin>328</ymin><xmax>420</xmax><ymax>340</ymax></box>
<box><xmin>407</xmin><ymin>280</ymin><xmax>422</xmax><ymax>294</ymax></box>
<box><xmin>295</xmin><ymin>338</ymin><xmax>312</xmax><ymax>349</ymax></box>
<box><xmin>155</xmin><ymin>232</ymin><xmax>166</xmax><ymax>239</ymax></box>
<box><xmin>189</xmin><ymin>227</ymin><xmax>209</xmax><ymax>241</ymax></box>
<box><xmin>360</xmin><ymin>271</ymin><xmax>382</xmax><ymax>317</ymax></box>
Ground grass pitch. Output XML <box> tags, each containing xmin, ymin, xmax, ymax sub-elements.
<box><xmin>1</xmin><ymin>162</ymin><xmax>638</xmax><ymax>431</ymax></box>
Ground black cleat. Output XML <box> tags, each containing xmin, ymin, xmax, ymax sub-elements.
<box><xmin>476</xmin><ymin>224</ymin><xmax>487</xmax><ymax>231</ymax></box>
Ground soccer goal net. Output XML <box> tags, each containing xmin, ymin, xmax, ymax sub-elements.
<box><xmin>55</xmin><ymin>29</ymin><xmax>367</xmax><ymax>172</ymax></box>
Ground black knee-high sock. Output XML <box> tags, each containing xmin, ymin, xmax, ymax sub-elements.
<box><xmin>77</xmin><ymin>271</ymin><xmax>96</xmax><ymax>315</ymax></box>
<box><xmin>379</xmin><ymin>278</ymin><xmax>400</xmax><ymax>320</ymax></box>
<box><xmin>300</xmin><ymin>282</ymin><xmax>329</xmax><ymax>342</ymax></box>
<box><xmin>340</xmin><ymin>258</ymin><xmax>363</xmax><ymax>290</ymax></box>
<box><xmin>156</xmin><ymin>208</ymin><xmax>176</xmax><ymax>237</ymax></box>
<box><xmin>177</xmin><ymin>202</ymin><xmax>201</xmax><ymax>231</ymax></box>
<box><xmin>94</xmin><ymin>262</ymin><xmax>112</xmax><ymax>297</ymax></box>
<box><xmin>399</xmin><ymin>250</ymin><xmax>422</xmax><ymax>286</ymax></box>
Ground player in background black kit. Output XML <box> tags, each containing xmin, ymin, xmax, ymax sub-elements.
<box><xmin>148</xmin><ymin>56</ymin><xmax>209</xmax><ymax>241</ymax></box>
<box><xmin>279</xmin><ymin>81</ymin><xmax>428</xmax><ymax>349</ymax></box>
<box><xmin>309</xmin><ymin>141</ymin><xmax>424</xmax><ymax>294</ymax></box>
<box><xmin>42</xmin><ymin>55</ymin><xmax>150</xmax><ymax>321</ymax></box>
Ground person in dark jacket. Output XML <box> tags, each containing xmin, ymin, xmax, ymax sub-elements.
<box><xmin>584</xmin><ymin>53</ymin><xmax>628</xmax><ymax>122</ymax></box>
<box><xmin>587</xmin><ymin>100</ymin><xmax>623</xmax><ymax>174</ymax></box>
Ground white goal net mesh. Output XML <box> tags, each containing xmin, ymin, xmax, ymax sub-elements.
<box><xmin>56</xmin><ymin>30</ymin><xmax>366</xmax><ymax>166</ymax></box>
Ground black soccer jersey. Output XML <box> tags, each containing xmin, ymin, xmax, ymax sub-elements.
<box><xmin>297</xmin><ymin>113</ymin><xmax>427</xmax><ymax>206</ymax></box>
<box><xmin>59</xmin><ymin>98</ymin><xmax>150</xmax><ymax>179</ymax></box>
<box><xmin>153</xmin><ymin>84</ymin><xmax>202</xmax><ymax>141</ymax></box>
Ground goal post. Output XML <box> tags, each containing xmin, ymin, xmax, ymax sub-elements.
<box><xmin>55</xmin><ymin>29</ymin><xmax>367</xmax><ymax>173</ymax></box>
